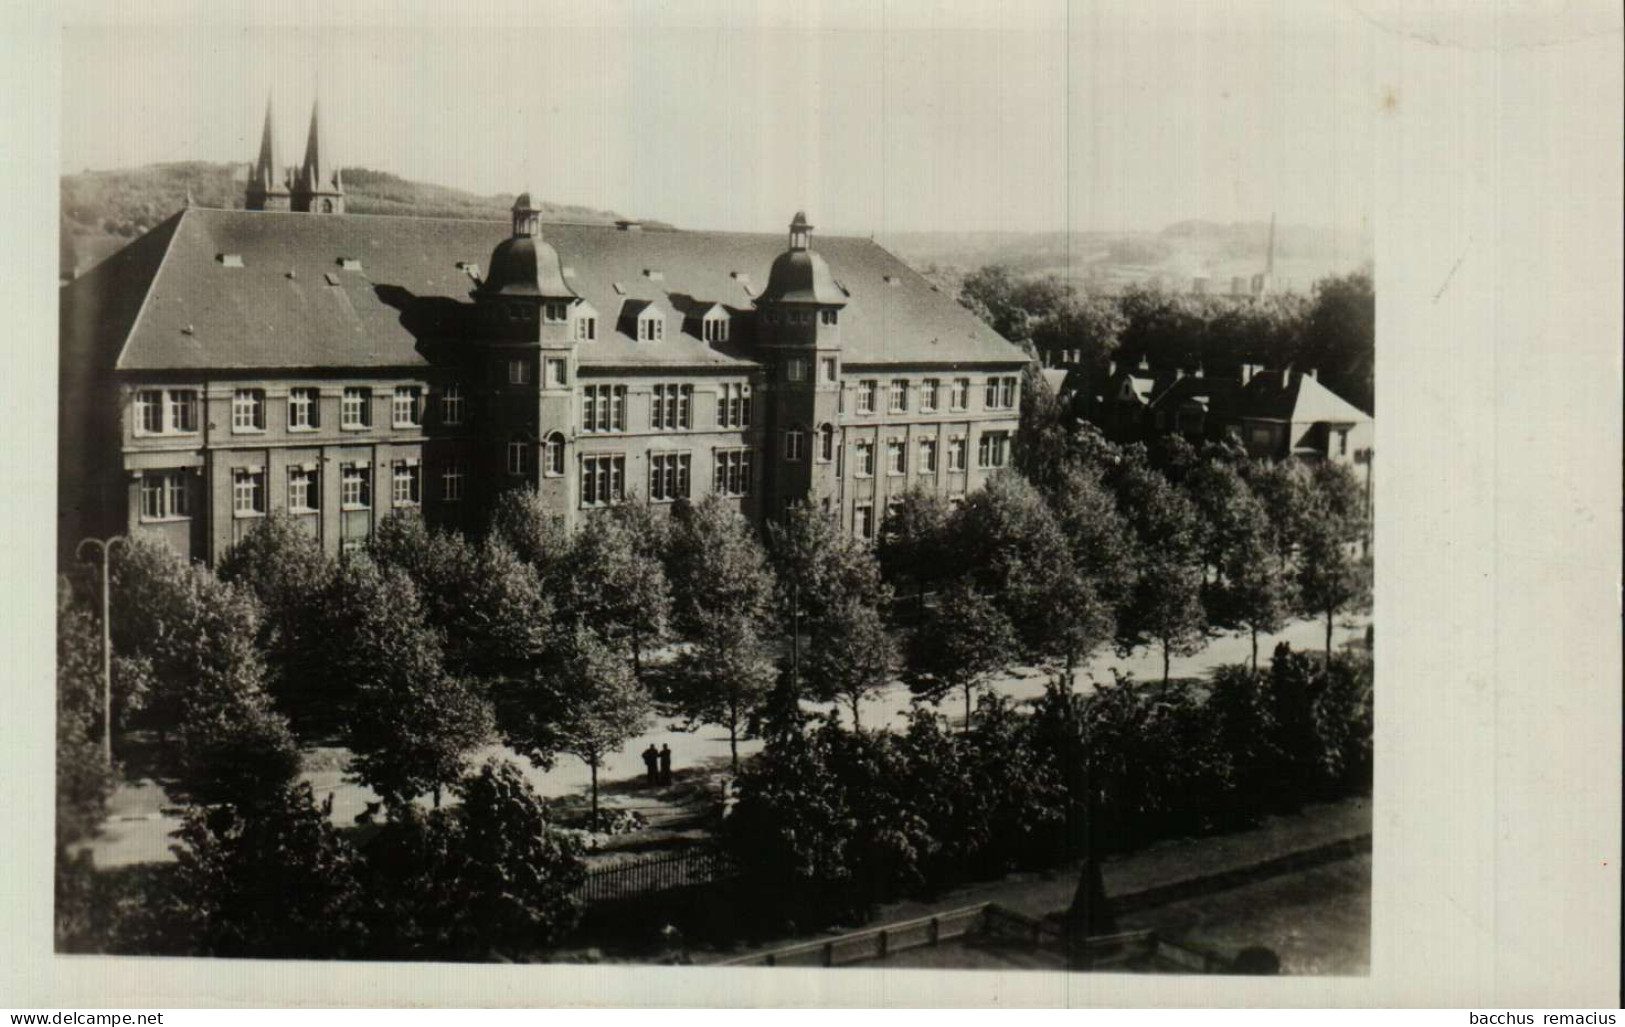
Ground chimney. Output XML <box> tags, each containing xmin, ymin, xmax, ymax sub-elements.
<box><xmin>1174</xmin><ymin>367</ymin><xmax>1186</xmax><ymax>381</ymax></box>
<box><xmin>1240</xmin><ymin>362</ymin><xmax>1260</xmax><ymax>385</ymax></box>
<box><xmin>1137</xmin><ymin>355</ymin><xmax>1150</xmax><ymax>372</ymax></box>
<box><xmin>1307</xmin><ymin>367</ymin><xmax>1318</xmax><ymax>381</ymax></box>
<box><xmin>1280</xmin><ymin>362</ymin><xmax>1295</xmax><ymax>388</ymax></box>
<box><xmin>1107</xmin><ymin>359</ymin><xmax>1117</xmax><ymax>376</ymax></box>
<box><xmin>1194</xmin><ymin>363</ymin><xmax>1204</xmax><ymax>379</ymax></box>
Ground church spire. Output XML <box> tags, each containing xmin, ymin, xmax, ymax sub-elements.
<box><xmin>291</xmin><ymin>89</ymin><xmax>345</xmax><ymax>214</ymax></box>
<box><xmin>245</xmin><ymin>95</ymin><xmax>290</xmax><ymax>211</ymax></box>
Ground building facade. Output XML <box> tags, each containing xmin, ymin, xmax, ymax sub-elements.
<box><xmin>57</xmin><ymin>103</ymin><xmax>1027</xmax><ymax>566</ymax></box>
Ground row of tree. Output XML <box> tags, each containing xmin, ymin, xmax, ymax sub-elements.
<box><xmin>728</xmin><ymin>644</ymin><xmax>1374</xmax><ymax>931</ymax></box>
<box><xmin>958</xmin><ymin>265</ymin><xmax>1375</xmax><ymax>413</ymax></box>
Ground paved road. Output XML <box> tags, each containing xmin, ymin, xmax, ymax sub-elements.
<box><xmin>80</xmin><ymin>613</ymin><xmax>1369</xmax><ymax>868</ymax></box>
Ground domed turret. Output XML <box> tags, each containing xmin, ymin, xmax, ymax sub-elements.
<box><xmin>758</xmin><ymin>211</ymin><xmax>846</xmax><ymax>307</ymax></box>
<box><xmin>478</xmin><ymin>192</ymin><xmax>576</xmax><ymax>299</ymax></box>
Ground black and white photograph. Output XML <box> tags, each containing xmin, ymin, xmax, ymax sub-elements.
<box><xmin>12</xmin><ymin>0</ymin><xmax>1621</xmax><ymax>1010</ymax></box>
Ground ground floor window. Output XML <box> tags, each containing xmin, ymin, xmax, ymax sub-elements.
<box><xmin>287</xmin><ymin>467</ymin><xmax>318</xmax><ymax>512</ymax></box>
<box><xmin>977</xmin><ymin>431</ymin><xmax>1010</xmax><ymax>469</ymax></box>
<box><xmin>232</xmin><ymin>468</ymin><xmax>266</xmax><ymax>517</ymax></box>
<box><xmin>341</xmin><ymin>464</ymin><xmax>370</xmax><ymax>509</ymax></box>
<box><xmin>854</xmin><ymin>503</ymin><xmax>875</xmax><ymax>540</ymax></box>
<box><xmin>393</xmin><ymin>462</ymin><xmax>421</xmax><ymax>506</ymax></box>
<box><xmin>713</xmin><ymin>448</ymin><xmax>753</xmax><ymax>497</ymax></box>
<box><xmin>582</xmin><ymin>454</ymin><xmax>626</xmax><ymax>507</ymax></box>
<box><xmin>140</xmin><ymin>470</ymin><xmax>191</xmax><ymax>520</ymax></box>
<box><xmin>649</xmin><ymin>452</ymin><xmax>691</xmax><ymax>502</ymax></box>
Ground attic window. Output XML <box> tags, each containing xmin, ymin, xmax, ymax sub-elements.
<box><xmin>883</xmin><ymin>275</ymin><xmax>901</xmax><ymax>286</ymax></box>
<box><xmin>730</xmin><ymin>272</ymin><xmax>751</xmax><ymax>283</ymax></box>
<box><xmin>612</xmin><ymin>282</ymin><xmax>627</xmax><ymax>296</ymax></box>
<box><xmin>337</xmin><ymin>257</ymin><xmax>362</xmax><ymax>271</ymax></box>
<box><xmin>643</xmin><ymin>269</ymin><xmax>664</xmax><ymax>281</ymax></box>
<box><xmin>324</xmin><ymin>272</ymin><xmax>341</xmax><ymax>286</ymax></box>
<box><xmin>217</xmin><ymin>254</ymin><xmax>244</xmax><ymax>268</ymax></box>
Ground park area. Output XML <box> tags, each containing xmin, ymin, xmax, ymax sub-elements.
<box><xmin>81</xmin><ymin>609</ymin><xmax>1370</xmax><ymax>871</ymax></box>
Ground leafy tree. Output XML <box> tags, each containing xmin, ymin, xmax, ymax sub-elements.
<box><xmin>1242</xmin><ymin>458</ymin><xmax>1314</xmax><ymax>559</ymax></box>
<box><xmin>218</xmin><ymin>512</ymin><xmax>338</xmax><ymax>733</ymax></box>
<box><xmin>957</xmin><ymin>266</ymin><xmax>1072</xmax><ymax>342</ymax></box>
<box><xmin>667</xmin><ymin>612</ymin><xmax>777</xmax><ymax>773</ymax></box>
<box><xmin>488</xmin><ymin>484</ymin><xmax>573</xmax><ymax>588</ymax></box>
<box><xmin>946</xmin><ymin>471</ymin><xmax>1073</xmax><ymax>656</ymax></box>
<box><xmin>56</xmin><ymin>579</ymin><xmax>114</xmax><ymax>850</ymax></box>
<box><xmin>665</xmin><ymin>495</ymin><xmax>777</xmax><ymax>642</ymax></box>
<box><xmin>1185</xmin><ymin>458</ymin><xmax>1261</xmax><ymax>583</ymax></box>
<box><xmin>768</xmin><ymin>500</ymin><xmax>887</xmax><ymax>629</ymax></box>
<box><xmin>1114</xmin><ymin>286</ymin><xmax>1209</xmax><ymax>373</ymax></box>
<box><xmin>1297</xmin><ymin>462</ymin><xmax>1373</xmax><ymax>655</ymax></box>
<box><xmin>1295</xmin><ymin>271</ymin><xmax>1374</xmax><ymax>413</ymax></box>
<box><xmin>167</xmin><ymin>783</ymin><xmax>369</xmax><ymax>959</ymax></box>
<box><xmin>1048</xmin><ymin>462</ymin><xmax>1136</xmax><ymax>619</ymax></box>
<box><xmin>508</xmin><ymin>625</ymin><xmax>651</xmax><ymax>821</ymax></box>
<box><xmin>876</xmin><ymin>487</ymin><xmax>952</xmax><ymax>609</ymax></box>
<box><xmin>364</xmin><ymin>758</ymin><xmax>585</xmax><ymax>960</ymax></box>
<box><xmin>106</xmin><ymin>538</ymin><xmax>300</xmax><ymax>806</ymax></box>
<box><xmin>728</xmin><ymin>717</ymin><xmax>930</xmax><ymax>926</ymax></box>
<box><xmin>564</xmin><ymin>508</ymin><xmax>671</xmax><ymax>679</ymax></box>
<box><xmin>802</xmin><ymin>598</ymin><xmax>895</xmax><ymax>732</ymax></box>
<box><xmin>906</xmin><ymin>581</ymin><xmax>1019</xmax><ymax>729</ymax></box>
<box><xmin>1113</xmin><ymin>464</ymin><xmax>1208</xmax><ymax>682</ymax></box>
<box><xmin>1028</xmin><ymin>293</ymin><xmax>1125</xmax><ymax>377</ymax></box>
<box><xmin>324</xmin><ymin>556</ymin><xmax>494</xmax><ymax>809</ymax></box>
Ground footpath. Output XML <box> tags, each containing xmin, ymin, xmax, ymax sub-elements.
<box><xmin>702</xmin><ymin>795</ymin><xmax>1373</xmax><ymax>967</ymax></box>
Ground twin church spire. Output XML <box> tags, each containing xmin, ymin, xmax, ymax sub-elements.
<box><xmin>245</xmin><ymin>93</ymin><xmax>344</xmax><ymax>214</ymax></box>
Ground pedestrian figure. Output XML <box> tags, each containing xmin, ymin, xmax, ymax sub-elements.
<box><xmin>642</xmin><ymin>744</ymin><xmax>659</xmax><ymax>785</ymax></box>
<box><xmin>659</xmin><ymin>744</ymin><xmax>673</xmax><ymax>786</ymax></box>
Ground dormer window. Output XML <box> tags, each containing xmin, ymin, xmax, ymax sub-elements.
<box><xmin>702</xmin><ymin>310</ymin><xmax>730</xmax><ymax>343</ymax></box>
<box><xmin>575</xmin><ymin>315</ymin><xmax>597</xmax><ymax>341</ymax></box>
<box><xmin>637</xmin><ymin>309</ymin><xmax>666</xmax><ymax>342</ymax></box>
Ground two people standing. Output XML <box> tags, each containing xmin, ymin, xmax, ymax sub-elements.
<box><xmin>641</xmin><ymin>743</ymin><xmax>673</xmax><ymax>786</ymax></box>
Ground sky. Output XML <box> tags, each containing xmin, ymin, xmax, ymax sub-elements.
<box><xmin>60</xmin><ymin>0</ymin><xmax>1377</xmax><ymax>239</ymax></box>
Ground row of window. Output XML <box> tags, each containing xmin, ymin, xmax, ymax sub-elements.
<box><xmin>219</xmin><ymin>461</ymin><xmax>450</xmax><ymax>518</ymax></box>
<box><xmin>135</xmin><ymin>386</ymin><xmax>465</xmax><ymax>436</ymax></box>
<box><xmin>137</xmin><ymin>374</ymin><xmax>1013</xmax><ymax>440</ymax></box>
<box><xmin>850</xmin><ymin>376</ymin><xmax>1018</xmax><ymax>416</ymax></box>
<box><xmin>784</xmin><ymin>428</ymin><xmax>1010</xmax><ymax>473</ymax></box>
<box><xmin>762</xmin><ymin>308</ymin><xmax>838</xmax><ymax>327</ymax></box>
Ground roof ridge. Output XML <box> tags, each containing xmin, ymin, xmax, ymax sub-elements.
<box><xmin>112</xmin><ymin>208</ymin><xmax>189</xmax><ymax>372</ymax></box>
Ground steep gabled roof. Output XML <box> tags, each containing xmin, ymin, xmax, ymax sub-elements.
<box><xmin>74</xmin><ymin>208</ymin><xmax>1022</xmax><ymax>373</ymax></box>
<box><xmin>1235</xmin><ymin>369</ymin><xmax>1370</xmax><ymax>424</ymax></box>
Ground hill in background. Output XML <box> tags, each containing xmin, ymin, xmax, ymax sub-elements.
<box><xmin>60</xmin><ymin>162</ymin><xmax>664</xmax><ymax>279</ymax></box>
<box><xmin>881</xmin><ymin>220</ymin><xmax>1372</xmax><ymax>298</ymax></box>
<box><xmin>62</xmin><ymin>163</ymin><xmax>1370</xmax><ymax>297</ymax></box>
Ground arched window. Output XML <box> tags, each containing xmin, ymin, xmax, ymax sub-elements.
<box><xmin>544</xmin><ymin>432</ymin><xmax>566</xmax><ymax>477</ymax></box>
<box><xmin>320</xmin><ymin>199</ymin><xmax>334</xmax><ymax>213</ymax></box>
<box><xmin>818</xmin><ymin>423</ymin><xmax>835</xmax><ymax>462</ymax></box>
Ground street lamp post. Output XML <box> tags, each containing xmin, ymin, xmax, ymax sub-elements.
<box><xmin>75</xmin><ymin>535</ymin><xmax>126</xmax><ymax>768</ymax></box>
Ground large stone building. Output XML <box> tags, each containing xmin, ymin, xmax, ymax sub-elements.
<box><xmin>58</xmin><ymin>100</ymin><xmax>1027</xmax><ymax>565</ymax></box>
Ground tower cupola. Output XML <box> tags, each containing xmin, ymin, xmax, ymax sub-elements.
<box><xmin>479</xmin><ymin>191</ymin><xmax>574</xmax><ymax>299</ymax></box>
<box><xmin>759</xmin><ymin>210</ymin><xmax>846</xmax><ymax>307</ymax></box>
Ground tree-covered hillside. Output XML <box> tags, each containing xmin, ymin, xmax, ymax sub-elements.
<box><xmin>60</xmin><ymin>162</ymin><xmax>661</xmax><ymax>278</ymax></box>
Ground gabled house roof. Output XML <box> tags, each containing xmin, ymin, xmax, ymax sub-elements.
<box><xmin>1234</xmin><ymin>369</ymin><xmax>1371</xmax><ymax>424</ymax></box>
<box><xmin>60</xmin><ymin>207</ymin><xmax>1024</xmax><ymax>376</ymax></box>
